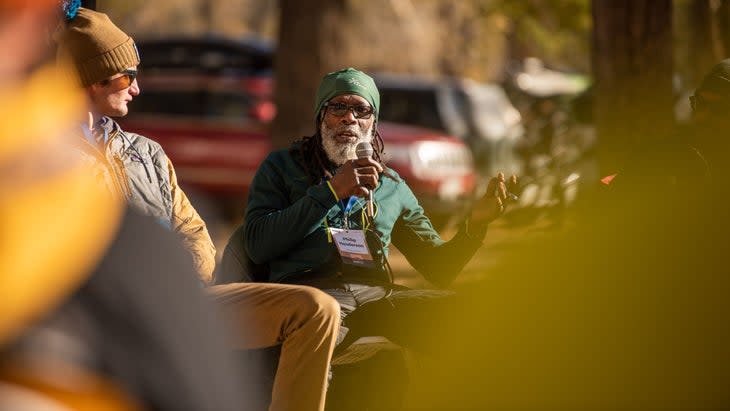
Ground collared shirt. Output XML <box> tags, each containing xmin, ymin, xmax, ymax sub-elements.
<box><xmin>80</xmin><ymin>115</ymin><xmax>114</xmax><ymax>147</ymax></box>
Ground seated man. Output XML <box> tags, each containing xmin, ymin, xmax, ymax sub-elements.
<box><xmin>56</xmin><ymin>6</ymin><xmax>215</xmax><ymax>281</ymax></box>
<box><xmin>56</xmin><ymin>7</ymin><xmax>338</xmax><ymax>411</ymax></box>
<box><xmin>601</xmin><ymin>60</ymin><xmax>730</xmax><ymax>214</ymax></box>
<box><xmin>243</xmin><ymin>67</ymin><xmax>514</xmax><ymax>353</ymax></box>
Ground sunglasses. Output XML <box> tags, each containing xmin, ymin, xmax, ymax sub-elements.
<box><xmin>690</xmin><ymin>92</ymin><xmax>730</xmax><ymax>113</ymax></box>
<box><xmin>100</xmin><ymin>69</ymin><xmax>138</xmax><ymax>89</ymax></box>
<box><xmin>324</xmin><ymin>102</ymin><xmax>375</xmax><ymax>119</ymax></box>
<box><xmin>689</xmin><ymin>94</ymin><xmax>701</xmax><ymax>112</ymax></box>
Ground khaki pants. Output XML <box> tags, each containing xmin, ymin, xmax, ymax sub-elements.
<box><xmin>206</xmin><ymin>283</ymin><xmax>340</xmax><ymax>411</ymax></box>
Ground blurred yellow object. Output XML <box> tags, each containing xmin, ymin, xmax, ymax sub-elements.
<box><xmin>0</xmin><ymin>0</ymin><xmax>58</xmax><ymax>13</ymax></box>
<box><xmin>0</xmin><ymin>65</ymin><xmax>123</xmax><ymax>346</ymax></box>
<box><xmin>0</xmin><ymin>359</ymin><xmax>139</xmax><ymax>411</ymax></box>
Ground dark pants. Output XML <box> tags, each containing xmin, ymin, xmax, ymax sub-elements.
<box><xmin>283</xmin><ymin>278</ymin><xmax>453</xmax><ymax>411</ymax></box>
<box><xmin>288</xmin><ymin>278</ymin><xmax>455</xmax><ymax>354</ymax></box>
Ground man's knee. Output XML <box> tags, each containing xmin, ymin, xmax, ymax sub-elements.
<box><xmin>290</xmin><ymin>286</ymin><xmax>340</xmax><ymax>324</ymax></box>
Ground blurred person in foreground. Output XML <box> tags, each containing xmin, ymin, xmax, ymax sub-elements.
<box><xmin>55</xmin><ymin>6</ymin><xmax>340</xmax><ymax>411</ymax></box>
<box><xmin>393</xmin><ymin>63</ymin><xmax>730</xmax><ymax>410</ymax></box>
<box><xmin>0</xmin><ymin>1</ymin><xmax>249</xmax><ymax>409</ymax></box>
<box><xmin>399</xmin><ymin>196</ymin><xmax>730</xmax><ymax>409</ymax></box>
<box><xmin>241</xmin><ymin>68</ymin><xmax>516</xmax><ymax>357</ymax></box>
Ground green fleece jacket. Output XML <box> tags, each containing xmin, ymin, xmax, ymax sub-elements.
<box><xmin>243</xmin><ymin>145</ymin><xmax>487</xmax><ymax>287</ymax></box>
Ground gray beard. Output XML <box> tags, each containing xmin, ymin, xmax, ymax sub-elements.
<box><xmin>320</xmin><ymin>122</ymin><xmax>373</xmax><ymax>166</ymax></box>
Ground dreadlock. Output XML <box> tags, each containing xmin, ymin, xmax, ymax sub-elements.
<box><xmin>292</xmin><ymin>111</ymin><xmax>387</xmax><ymax>183</ymax></box>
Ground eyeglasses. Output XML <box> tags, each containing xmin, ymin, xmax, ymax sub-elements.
<box><xmin>689</xmin><ymin>94</ymin><xmax>701</xmax><ymax>112</ymax></box>
<box><xmin>324</xmin><ymin>102</ymin><xmax>375</xmax><ymax>119</ymax></box>
<box><xmin>101</xmin><ymin>69</ymin><xmax>138</xmax><ymax>89</ymax></box>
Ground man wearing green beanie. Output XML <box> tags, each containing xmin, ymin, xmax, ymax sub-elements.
<box><xmin>242</xmin><ymin>67</ymin><xmax>515</xmax><ymax>373</ymax></box>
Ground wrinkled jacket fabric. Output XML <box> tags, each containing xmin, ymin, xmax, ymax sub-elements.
<box><xmin>244</xmin><ymin>144</ymin><xmax>485</xmax><ymax>286</ymax></box>
<box><xmin>76</xmin><ymin>118</ymin><xmax>216</xmax><ymax>283</ymax></box>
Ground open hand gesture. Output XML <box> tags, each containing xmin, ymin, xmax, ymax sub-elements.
<box><xmin>471</xmin><ymin>173</ymin><xmax>518</xmax><ymax>225</ymax></box>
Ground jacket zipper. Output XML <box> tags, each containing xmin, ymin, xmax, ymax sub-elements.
<box><xmin>104</xmin><ymin>130</ymin><xmax>133</xmax><ymax>197</ymax></box>
<box><xmin>120</xmin><ymin>130</ymin><xmax>154</xmax><ymax>184</ymax></box>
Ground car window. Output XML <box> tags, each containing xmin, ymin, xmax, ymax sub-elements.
<box><xmin>207</xmin><ymin>92</ymin><xmax>256</xmax><ymax>119</ymax></box>
<box><xmin>139</xmin><ymin>41</ymin><xmax>273</xmax><ymax>76</ymax></box>
<box><xmin>132</xmin><ymin>90</ymin><xmax>256</xmax><ymax>120</ymax></box>
<box><xmin>378</xmin><ymin>88</ymin><xmax>446</xmax><ymax>131</ymax></box>
<box><xmin>437</xmin><ymin>86</ymin><xmax>470</xmax><ymax>138</ymax></box>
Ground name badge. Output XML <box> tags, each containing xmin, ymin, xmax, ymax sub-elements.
<box><xmin>329</xmin><ymin>228</ymin><xmax>375</xmax><ymax>268</ymax></box>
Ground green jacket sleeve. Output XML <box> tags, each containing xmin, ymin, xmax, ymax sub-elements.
<box><xmin>243</xmin><ymin>152</ymin><xmax>338</xmax><ymax>264</ymax></box>
<box><xmin>391</xmin><ymin>182</ymin><xmax>486</xmax><ymax>288</ymax></box>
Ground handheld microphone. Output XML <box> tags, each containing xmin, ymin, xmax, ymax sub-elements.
<box><xmin>355</xmin><ymin>141</ymin><xmax>375</xmax><ymax>218</ymax></box>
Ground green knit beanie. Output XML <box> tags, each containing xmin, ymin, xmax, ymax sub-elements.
<box><xmin>314</xmin><ymin>68</ymin><xmax>380</xmax><ymax>121</ymax></box>
<box><xmin>57</xmin><ymin>7</ymin><xmax>140</xmax><ymax>87</ymax></box>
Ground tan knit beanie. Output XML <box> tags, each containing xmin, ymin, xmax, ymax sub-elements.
<box><xmin>57</xmin><ymin>7</ymin><xmax>140</xmax><ymax>87</ymax></box>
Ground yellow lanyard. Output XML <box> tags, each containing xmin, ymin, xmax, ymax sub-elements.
<box><xmin>322</xmin><ymin>180</ymin><xmax>378</xmax><ymax>242</ymax></box>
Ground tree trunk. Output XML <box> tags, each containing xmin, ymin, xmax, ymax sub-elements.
<box><xmin>591</xmin><ymin>0</ymin><xmax>674</xmax><ymax>175</ymax></box>
<box><xmin>717</xmin><ymin>0</ymin><xmax>730</xmax><ymax>59</ymax></box>
<box><xmin>688</xmin><ymin>0</ymin><xmax>721</xmax><ymax>87</ymax></box>
<box><xmin>272</xmin><ymin>0</ymin><xmax>510</xmax><ymax>149</ymax></box>
<box><xmin>271</xmin><ymin>0</ymin><xmax>348</xmax><ymax>149</ymax></box>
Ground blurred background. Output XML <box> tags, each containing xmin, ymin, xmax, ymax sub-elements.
<box><xmin>83</xmin><ymin>0</ymin><xmax>730</xmax><ymax>272</ymax></box>
<box><xmin>89</xmin><ymin>0</ymin><xmax>730</xmax><ymax>281</ymax></box>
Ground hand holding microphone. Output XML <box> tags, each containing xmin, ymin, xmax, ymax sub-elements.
<box><xmin>328</xmin><ymin>142</ymin><xmax>382</xmax><ymax>214</ymax></box>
